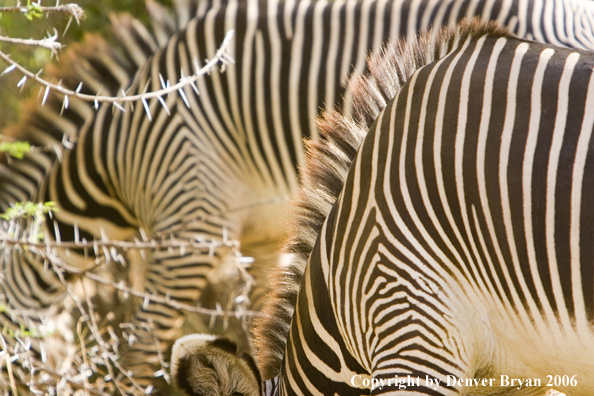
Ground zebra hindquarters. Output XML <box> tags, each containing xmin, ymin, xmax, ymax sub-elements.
<box><xmin>294</xmin><ymin>27</ymin><xmax>594</xmax><ymax>396</ymax></box>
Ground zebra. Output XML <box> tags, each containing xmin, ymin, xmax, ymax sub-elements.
<box><xmin>2</xmin><ymin>0</ymin><xmax>594</xmax><ymax>390</ymax></box>
<box><xmin>170</xmin><ymin>17</ymin><xmax>594</xmax><ymax>396</ymax></box>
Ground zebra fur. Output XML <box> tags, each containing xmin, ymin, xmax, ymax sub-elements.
<box><xmin>171</xmin><ymin>15</ymin><xmax>594</xmax><ymax>395</ymax></box>
<box><xmin>4</xmin><ymin>0</ymin><xmax>594</xmax><ymax>391</ymax></box>
<box><xmin>278</xmin><ymin>18</ymin><xmax>594</xmax><ymax>396</ymax></box>
<box><xmin>254</xmin><ymin>17</ymin><xmax>512</xmax><ymax>383</ymax></box>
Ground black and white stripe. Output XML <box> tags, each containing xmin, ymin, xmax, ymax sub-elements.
<box><xmin>279</xmin><ymin>19</ymin><xmax>594</xmax><ymax>396</ymax></box>
<box><xmin>2</xmin><ymin>0</ymin><xmax>594</xmax><ymax>388</ymax></box>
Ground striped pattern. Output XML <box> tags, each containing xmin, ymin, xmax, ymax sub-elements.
<box><xmin>2</xmin><ymin>0</ymin><xmax>594</xmax><ymax>387</ymax></box>
<box><xmin>280</xmin><ymin>21</ymin><xmax>594</xmax><ymax>395</ymax></box>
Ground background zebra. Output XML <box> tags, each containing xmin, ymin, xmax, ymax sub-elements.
<box><xmin>171</xmin><ymin>16</ymin><xmax>594</xmax><ymax>396</ymax></box>
<box><xmin>2</xmin><ymin>0</ymin><xmax>594</xmax><ymax>393</ymax></box>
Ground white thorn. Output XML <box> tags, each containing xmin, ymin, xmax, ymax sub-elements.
<box><xmin>179</xmin><ymin>88</ymin><xmax>190</xmax><ymax>108</ymax></box>
<box><xmin>142</xmin><ymin>98</ymin><xmax>152</xmax><ymax>121</ymax></box>
<box><xmin>42</xmin><ymin>86</ymin><xmax>51</xmax><ymax>105</ymax></box>
<box><xmin>158</xmin><ymin>96</ymin><xmax>170</xmax><ymax>115</ymax></box>
<box><xmin>17</xmin><ymin>75</ymin><xmax>27</xmax><ymax>88</ymax></box>
<box><xmin>1</xmin><ymin>64</ymin><xmax>17</xmax><ymax>76</ymax></box>
<box><xmin>113</xmin><ymin>101</ymin><xmax>125</xmax><ymax>112</ymax></box>
<box><xmin>142</xmin><ymin>78</ymin><xmax>151</xmax><ymax>94</ymax></box>
<box><xmin>190</xmin><ymin>81</ymin><xmax>199</xmax><ymax>95</ymax></box>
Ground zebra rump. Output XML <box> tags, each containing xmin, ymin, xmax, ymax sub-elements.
<box><xmin>277</xmin><ymin>16</ymin><xmax>594</xmax><ymax>396</ymax></box>
<box><xmin>254</xmin><ymin>14</ymin><xmax>594</xmax><ymax>394</ymax></box>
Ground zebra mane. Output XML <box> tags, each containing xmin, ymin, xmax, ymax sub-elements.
<box><xmin>253</xmin><ymin>17</ymin><xmax>511</xmax><ymax>380</ymax></box>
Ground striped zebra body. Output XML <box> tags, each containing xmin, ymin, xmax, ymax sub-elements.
<box><xmin>3</xmin><ymin>0</ymin><xmax>594</xmax><ymax>389</ymax></box>
<box><xmin>278</xmin><ymin>20</ymin><xmax>594</xmax><ymax>396</ymax></box>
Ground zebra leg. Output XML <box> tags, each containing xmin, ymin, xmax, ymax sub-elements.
<box><xmin>361</xmin><ymin>255</ymin><xmax>486</xmax><ymax>396</ymax></box>
<box><xmin>364</xmin><ymin>269</ymin><xmax>552</xmax><ymax>396</ymax></box>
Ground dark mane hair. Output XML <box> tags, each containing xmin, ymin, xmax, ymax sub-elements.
<box><xmin>252</xmin><ymin>18</ymin><xmax>512</xmax><ymax>380</ymax></box>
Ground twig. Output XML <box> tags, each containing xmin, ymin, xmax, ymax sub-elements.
<box><xmin>0</xmin><ymin>4</ymin><xmax>85</xmax><ymax>21</ymax></box>
<box><xmin>0</xmin><ymin>333</ymin><xmax>19</xmax><ymax>396</ymax></box>
<box><xmin>0</xmin><ymin>30</ymin><xmax>235</xmax><ymax>108</ymax></box>
<box><xmin>7</xmin><ymin>341</ymin><xmax>111</xmax><ymax>396</ymax></box>
<box><xmin>0</xmin><ymin>32</ymin><xmax>62</xmax><ymax>51</ymax></box>
<box><xmin>76</xmin><ymin>317</ymin><xmax>92</xmax><ymax>396</ymax></box>
<box><xmin>0</xmin><ymin>228</ymin><xmax>237</xmax><ymax>252</ymax></box>
<box><xmin>44</xmin><ymin>256</ymin><xmax>136</xmax><ymax>395</ymax></box>
<box><xmin>80</xmin><ymin>281</ymin><xmax>145</xmax><ymax>396</ymax></box>
<box><xmin>142</xmin><ymin>320</ymin><xmax>170</xmax><ymax>384</ymax></box>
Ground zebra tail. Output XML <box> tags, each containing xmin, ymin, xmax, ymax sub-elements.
<box><xmin>252</xmin><ymin>17</ymin><xmax>512</xmax><ymax>380</ymax></box>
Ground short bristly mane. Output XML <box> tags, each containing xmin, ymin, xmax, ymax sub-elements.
<box><xmin>253</xmin><ymin>18</ymin><xmax>512</xmax><ymax>380</ymax></box>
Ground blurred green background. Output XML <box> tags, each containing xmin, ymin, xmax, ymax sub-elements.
<box><xmin>0</xmin><ymin>0</ymin><xmax>171</xmax><ymax>129</ymax></box>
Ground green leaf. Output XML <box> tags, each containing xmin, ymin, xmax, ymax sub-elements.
<box><xmin>24</xmin><ymin>1</ymin><xmax>44</xmax><ymax>20</ymax></box>
<box><xmin>0</xmin><ymin>140</ymin><xmax>31</xmax><ymax>159</ymax></box>
<box><xmin>1</xmin><ymin>201</ymin><xmax>57</xmax><ymax>221</ymax></box>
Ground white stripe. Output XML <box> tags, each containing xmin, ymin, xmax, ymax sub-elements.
<box><xmin>388</xmin><ymin>0</ymin><xmax>402</xmax><ymax>43</ymax></box>
<box><xmin>545</xmin><ymin>52</ymin><xmax>580</xmax><ymax>333</ymax></box>
<box><xmin>520</xmin><ymin>48</ymin><xmax>562</xmax><ymax>335</ymax></box>
<box><xmin>240</xmin><ymin>0</ymin><xmax>276</xmax><ymax>188</ymax></box>
<box><xmin>268</xmin><ymin>0</ymin><xmax>297</xmax><ymax>191</ymax></box>
<box><xmin>307</xmin><ymin>0</ymin><xmax>328</xmax><ymax>142</ymax></box>
<box><xmin>411</xmin><ymin>38</ymin><xmax>485</xmax><ymax>298</ymax></box>
<box><xmin>288</xmin><ymin>0</ymin><xmax>311</xmax><ymax>166</ymax></box>
<box><xmin>348</xmin><ymin>112</ymin><xmax>387</xmax><ymax>370</ymax></box>
<box><xmin>496</xmin><ymin>43</ymin><xmax>559</xmax><ymax>336</ymax></box>
<box><xmin>531</xmin><ymin>0</ymin><xmax>545</xmax><ymax>44</ymax></box>
<box><xmin>324</xmin><ymin>0</ymin><xmax>346</xmax><ymax>114</ymax></box>
<box><xmin>284</xmin><ymin>0</ymin><xmax>296</xmax><ymax>39</ymax></box>
<box><xmin>496</xmin><ymin>42</ymin><xmax>533</xmax><ymax>325</ymax></box>
<box><xmin>570</xmin><ymin>66</ymin><xmax>594</xmax><ymax>337</ymax></box>
<box><xmin>255</xmin><ymin>31</ymin><xmax>286</xmax><ymax>189</ymax></box>
<box><xmin>473</xmin><ymin>37</ymin><xmax>510</xmax><ymax>312</ymax></box>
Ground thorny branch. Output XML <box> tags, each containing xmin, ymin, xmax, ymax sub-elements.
<box><xmin>0</xmin><ymin>324</ymin><xmax>112</xmax><ymax>396</ymax></box>
<box><xmin>0</xmin><ymin>31</ymin><xmax>62</xmax><ymax>51</ymax></box>
<box><xmin>38</xmin><ymin>245</ymin><xmax>260</xmax><ymax>318</ymax></box>
<box><xmin>0</xmin><ymin>3</ymin><xmax>85</xmax><ymax>22</ymax></box>
<box><xmin>0</xmin><ymin>223</ymin><xmax>260</xmax><ymax>317</ymax></box>
<box><xmin>0</xmin><ymin>30</ymin><xmax>236</xmax><ymax>114</ymax></box>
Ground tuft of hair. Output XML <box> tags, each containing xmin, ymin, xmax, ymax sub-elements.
<box><xmin>171</xmin><ymin>334</ymin><xmax>262</xmax><ymax>396</ymax></box>
<box><xmin>253</xmin><ymin>17</ymin><xmax>512</xmax><ymax>380</ymax></box>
